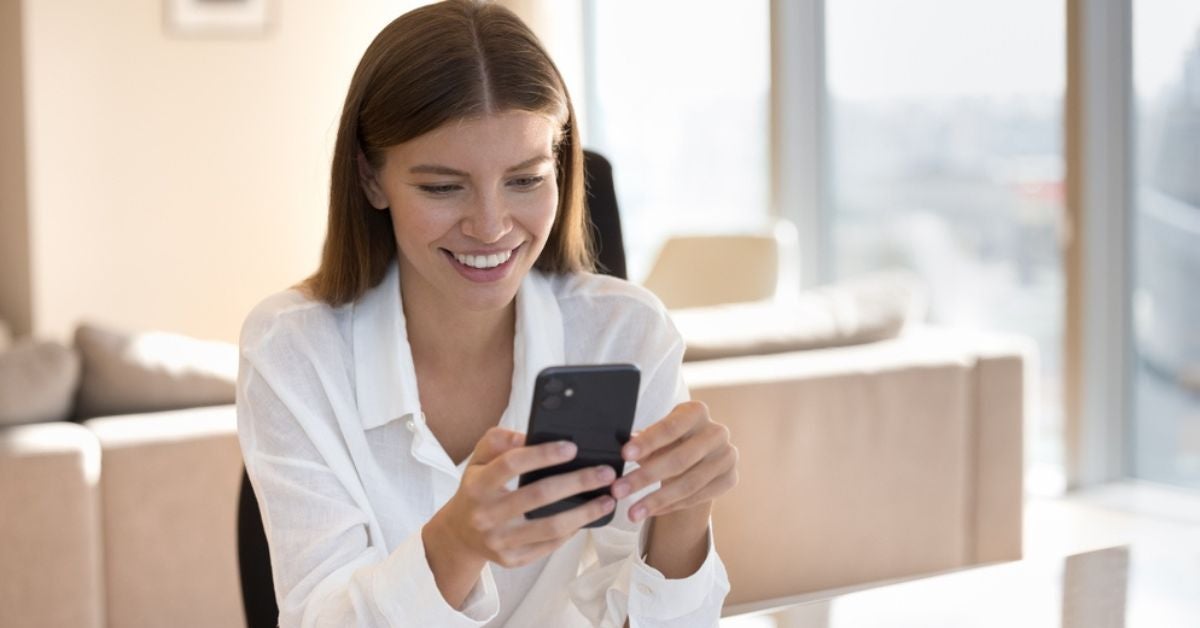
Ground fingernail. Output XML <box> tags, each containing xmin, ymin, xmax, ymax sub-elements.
<box><xmin>624</xmin><ymin>445</ymin><xmax>640</xmax><ymax>460</ymax></box>
<box><xmin>630</xmin><ymin>505</ymin><xmax>646</xmax><ymax>522</ymax></box>
<box><xmin>597</xmin><ymin>466</ymin><xmax>615</xmax><ymax>482</ymax></box>
<box><xmin>559</xmin><ymin>441</ymin><xmax>576</xmax><ymax>456</ymax></box>
<box><xmin>612</xmin><ymin>481</ymin><xmax>629</xmax><ymax>498</ymax></box>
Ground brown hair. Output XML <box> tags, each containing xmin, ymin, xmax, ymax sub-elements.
<box><xmin>300</xmin><ymin>0</ymin><xmax>593</xmax><ymax>306</ymax></box>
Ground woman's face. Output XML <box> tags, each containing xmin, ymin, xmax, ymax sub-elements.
<box><xmin>361</xmin><ymin>111</ymin><xmax>560</xmax><ymax>314</ymax></box>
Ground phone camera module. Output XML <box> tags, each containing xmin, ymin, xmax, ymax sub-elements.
<box><xmin>541</xmin><ymin>395</ymin><xmax>562</xmax><ymax>410</ymax></box>
<box><xmin>544</xmin><ymin>378</ymin><xmax>565</xmax><ymax>394</ymax></box>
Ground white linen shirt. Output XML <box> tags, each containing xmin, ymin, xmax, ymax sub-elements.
<box><xmin>236</xmin><ymin>260</ymin><xmax>731</xmax><ymax>627</ymax></box>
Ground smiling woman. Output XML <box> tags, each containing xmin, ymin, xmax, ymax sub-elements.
<box><xmin>299</xmin><ymin>0</ymin><xmax>591</xmax><ymax>309</ymax></box>
<box><xmin>357</xmin><ymin>111</ymin><xmax>561</xmax><ymax>313</ymax></box>
<box><xmin>235</xmin><ymin>1</ymin><xmax>734</xmax><ymax>627</ymax></box>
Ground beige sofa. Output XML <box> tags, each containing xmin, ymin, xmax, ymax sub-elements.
<box><xmin>692</xmin><ymin>327</ymin><xmax>1028</xmax><ymax>609</ymax></box>
<box><xmin>0</xmin><ymin>406</ymin><xmax>245</xmax><ymax>628</ymax></box>
<box><xmin>0</xmin><ymin>326</ymin><xmax>1028</xmax><ymax>627</ymax></box>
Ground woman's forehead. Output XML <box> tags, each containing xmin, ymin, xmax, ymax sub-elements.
<box><xmin>387</xmin><ymin>111</ymin><xmax>559</xmax><ymax>171</ymax></box>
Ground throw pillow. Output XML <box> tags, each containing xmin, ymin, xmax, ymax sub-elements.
<box><xmin>672</xmin><ymin>270</ymin><xmax>927</xmax><ymax>362</ymax></box>
<box><xmin>73</xmin><ymin>322</ymin><xmax>238</xmax><ymax>419</ymax></box>
<box><xmin>0</xmin><ymin>338</ymin><xmax>82</xmax><ymax>426</ymax></box>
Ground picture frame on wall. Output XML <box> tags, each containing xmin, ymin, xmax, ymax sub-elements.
<box><xmin>164</xmin><ymin>0</ymin><xmax>273</xmax><ymax>38</ymax></box>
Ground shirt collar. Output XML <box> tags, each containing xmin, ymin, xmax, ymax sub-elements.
<box><xmin>351</xmin><ymin>259</ymin><xmax>565</xmax><ymax>432</ymax></box>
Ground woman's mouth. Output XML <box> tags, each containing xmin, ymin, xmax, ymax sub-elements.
<box><xmin>441</xmin><ymin>244</ymin><xmax>521</xmax><ymax>283</ymax></box>
<box><xmin>452</xmin><ymin>248</ymin><xmax>514</xmax><ymax>269</ymax></box>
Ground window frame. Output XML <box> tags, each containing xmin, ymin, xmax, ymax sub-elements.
<box><xmin>1064</xmin><ymin>0</ymin><xmax>1134</xmax><ymax>487</ymax></box>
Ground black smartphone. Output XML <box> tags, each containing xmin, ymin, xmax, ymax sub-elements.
<box><xmin>519</xmin><ymin>364</ymin><xmax>640</xmax><ymax>528</ymax></box>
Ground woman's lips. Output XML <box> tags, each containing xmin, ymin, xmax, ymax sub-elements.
<box><xmin>442</xmin><ymin>243</ymin><xmax>521</xmax><ymax>283</ymax></box>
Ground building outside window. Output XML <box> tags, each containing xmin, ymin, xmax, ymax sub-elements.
<box><xmin>1132</xmin><ymin>0</ymin><xmax>1200</xmax><ymax>489</ymax></box>
<box><xmin>824</xmin><ymin>0</ymin><xmax>1067</xmax><ymax>490</ymax></box>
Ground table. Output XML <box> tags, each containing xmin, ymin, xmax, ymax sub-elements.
<box><xmin>719</xmin><ymin>544</ymin><xmax>1200</xmax><ymax>627</ymax></box>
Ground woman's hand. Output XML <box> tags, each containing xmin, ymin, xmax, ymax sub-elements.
<box><xmin>429</xmin><ymin>427</ymin><xmax>618</xmax><ymax>569</ymax></box>
<box><xmin>609</xmin><ymin>401</ymin><xmax>739</xmax><ymax>523</ymax></box>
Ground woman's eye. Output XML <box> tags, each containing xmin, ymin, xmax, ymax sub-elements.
<box><xmin>509</xmin><ymin>175</ymin><xmax>545</xmax><ymax>190</ymax></box>
<box><xmin>418</xmin><ymin>184</ymin><xmax>461</xmax><ymax>195</ymax></box>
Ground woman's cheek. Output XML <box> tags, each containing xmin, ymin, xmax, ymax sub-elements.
<box><xmin>523</xmin><ymin>185</ymin><xmax>559</xmax><ymax>240</ymax></box>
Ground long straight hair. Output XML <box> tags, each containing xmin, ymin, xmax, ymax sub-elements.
<box><xmin>301</xmin><ymin>0</ymin><xmax>593</xmax><ymax>306</ymax></box>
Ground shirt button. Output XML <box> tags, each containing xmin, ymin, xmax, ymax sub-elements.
<box><xmin>637</xmin><ymin>583</ymin><xmax>654</xmax><ymax>596</ymax></box>
<box><xmin>405</xmin><ymin>418</ymin><xmax>416</xmax><ymax>432</ymax></box>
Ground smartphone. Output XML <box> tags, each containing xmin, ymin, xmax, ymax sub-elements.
<box><xmin>519</xmin><ymin>364</ymin><xmax>640</xmax><ymax>528</ymax></box>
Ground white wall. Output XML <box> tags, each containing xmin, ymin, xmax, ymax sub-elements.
<box><xmin>0</xmin><ymin>0</ymin><xmax>32</xmax><ymax>337</ymax></box>
<box><xmin>9</xmin><ymin>0</ymin><xmax>585</xmax><ymax>344</ymax></box>
<box><xmin>20</xmin><ymin>0</ymin><xmax>419</xmax><ymax>343</ymax></box>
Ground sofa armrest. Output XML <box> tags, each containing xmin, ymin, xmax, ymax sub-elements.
<box><xmin>0</xmin><ymin>422</ymin><xmax>105</xmax><ymax>628</ymax></box>
<box><xmin>683</xmin><ymin>327</ymin><xmax>1028</xmax><ymax>607</ymax></box>
<box><xmin>84</xmin><ymin>404</ymin><xmax>244</xmax><ymax>628</ymax></box>
<box><xmin>961</xmin><ymin>331</ymin><xmax>1033</xmax><ymax>565</ymax></box>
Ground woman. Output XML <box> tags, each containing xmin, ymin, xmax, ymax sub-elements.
<box><xmin>237</xmin><ymin>1</ymin><xmax>738</xmax><ymax>626</ymax></box>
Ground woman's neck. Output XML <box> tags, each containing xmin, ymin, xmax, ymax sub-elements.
<box><xmin>400</xmin><ymin>275</ymin><xmax>516</xmax><ymax>374</ymax></box>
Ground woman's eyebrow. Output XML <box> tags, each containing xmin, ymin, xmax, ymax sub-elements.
<box><xmin>408</xmin><ymin>164</ymin><xmax>468</xmax><ymax>176</ymax></box>
<box><xmin>504</xmin><ymin>155</ymin><xmax>552</xmax><ymax>172</ymax></box>
<box><xmin>408</xmin><ymin>155</ymin><xmax>552</xmax><ymax>176</ymax></box>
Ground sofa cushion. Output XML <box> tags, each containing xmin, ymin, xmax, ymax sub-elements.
<box><xmin>0</xmin><ymin>339</ymin><xmax>81</xmax><ymax>426</ymax></box>
<box><xmin>73</xmin><ymin>322</ymin><xmax>237</xmax><ymax>419</ymax></box>
<box><xmin>672</xmin><ymin>270</ymin><xmax>927</xmax><ymax>362</ymax></box>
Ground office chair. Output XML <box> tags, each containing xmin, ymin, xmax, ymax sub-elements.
<box><xmin>237</xmin><ymin>150</ymin><xmax>627</xmax><ymax>627</ymax></box>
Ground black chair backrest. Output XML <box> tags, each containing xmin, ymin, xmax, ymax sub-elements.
<box><xmin>583</xmin><ymin>150</ymin><xmax>627</xmax><ymax>280</ymax></box>
<box><xmin>237</xmin><ymin>149</ymin><xmax>626</xmax><ymax>627</ymax></box>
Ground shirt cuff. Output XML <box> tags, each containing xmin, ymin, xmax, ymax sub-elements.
<box><xmin>373</xmin><ymin>529</ymin><xmax>500</xmax><ymax>627</ymax></box>
<box><xmin>628</xmin><ymin>521</ymin><xmax>727</xmax><ymax>622</ymax></box>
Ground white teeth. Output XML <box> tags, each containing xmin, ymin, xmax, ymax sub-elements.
<box><xmin>453</xmin><ymin>248</ymin><xmax>513</xmax><ymax>269</ymax></box>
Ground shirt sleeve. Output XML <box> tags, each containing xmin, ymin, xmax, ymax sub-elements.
<box><xmin>237</xmin><ymin>318</ymin><xmax>501</xmax><ymax>628</ymax></box>
<box><xmin>566</xmin><ymin>310</ymin><xmax>731</xmax><ymax>627</ymax></box>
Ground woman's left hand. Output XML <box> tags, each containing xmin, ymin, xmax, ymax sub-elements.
<box><xmin>608</xmin><ymin>401</ymin><xmax>739</xmax><ymax>522</ymax></box>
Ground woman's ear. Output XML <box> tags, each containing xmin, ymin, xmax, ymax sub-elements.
<box><xmin>357</xmin><ymin>151</ymin><xmax>389</xmax><ymax>210</ymax></box>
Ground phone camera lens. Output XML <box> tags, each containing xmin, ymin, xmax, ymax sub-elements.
<box><xmin>541</xmin><ymin>395</ymin><xmax>562</xmax><ymax>410</ymax></box>
<box><xmin>545</xmin><ymin>378</ymin><xmax>565</xmax><ymax>394</ymax></box>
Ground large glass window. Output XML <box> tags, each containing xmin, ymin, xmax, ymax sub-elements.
<box><xmin>825</xmin><ymin>0</ymin><xmax>1067</xmax><ymax>489</ymax></box>
<box><xmin>1132</xmin><ymin>1</ymin><xmax>1200</xmax><ymax>488</ymax></box>
<box><xmin>582</xmin><ymin>0</ymin><xmax>771</xmax><ymax>280</ymax></box>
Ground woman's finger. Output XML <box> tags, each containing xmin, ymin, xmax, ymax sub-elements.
<box><xmin>611</xmin><ymin>421</ymin><xmax>725</xmax><ymax>500</ymax></box>
<box><xmin>629</xmin><ymin>444</ymin><xmax>736</xmax><ymax>520</ymax></box>
<box><xmin>474</xmin><ymin>440</ymin><xmax>578</xmax><ymax>495</ymax></box>
<box><xmin>484</xmin><ymin>464</ymin><xmax>616</xmax><ymax>525</ymax></box>
<box><xmin>501</xmin><ymin>494</ymin><xmax>616</xmax><ymax>547</ymax></box>
<box><xmin>651</xmin><ymin>465</ymin><xmax>740</xmax><ymax>517</ymax></box>
<box><xmin>620</xmin><ymin>401</ymin><xmax>707</xmax><ymax>463</ymax></box>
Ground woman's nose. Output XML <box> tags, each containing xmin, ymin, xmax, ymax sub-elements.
<box><xmin>461</xmin><ymin>196</ymin><xmax>512</xmax><ymax>244</ymax></box>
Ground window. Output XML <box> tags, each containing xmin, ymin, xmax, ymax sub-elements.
<box><xmin>1131</xmin><ymin>1</ymin><xmax>1200</xmax><ymax>488</ymax></box>
<box><xmin>825</xmin><ymin>0</ymin><xmax>1068</xmax><ymax>489</ymax></box>
<box><xmin>583</xmin><ymin>0</ymin><xmax>772</xmax><ymax>280</ymax></box>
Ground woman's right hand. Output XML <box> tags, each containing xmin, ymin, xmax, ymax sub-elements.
<box><xmin>427</xmin><ymin>426</ymin><xmax>618</xmax><ymax>570</ymax></box>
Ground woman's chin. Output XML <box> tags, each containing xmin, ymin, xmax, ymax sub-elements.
<box><xmin>440</xmin><ymin>266</ymin><xmax>525</xmax><ymax>312</ymax></box>
<box><xmin>454</xmin><ymin>288</ymin><xmax>518</xmax><ymax>313</ymax></box>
